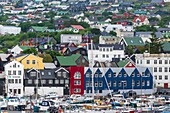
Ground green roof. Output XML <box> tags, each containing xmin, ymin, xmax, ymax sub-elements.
<box><xmin>134</xmin><ymin>10</ymin><xmax>147</xmax><ymax>14</ymax></box>
<box><xmin>19</xmin><ymin>46</ymin><xmax>31</xmax><ymax>51</ymax></box>
<box><xmin>162</xmin><ymin>42</ymin><xmax>170</xmax><ymax>52</ymax></box>
<box><xmin>31</xmin><ymin>26</ymin><xmax>48</xmax><ymax>32</ymax></box>
<box><xmin>124</xmin><ymin>37</ymin><xmax>145</xmax><ymax>46</ymax></box>
<box><xmin>56</xmin><ymin>54</ymin><xmax>81</xmax><ymax>66</ymax></box>
<box><xmin>117</xmin><ymin>59</ymin><xmax>129</xmax><ymax>67</ymax></box>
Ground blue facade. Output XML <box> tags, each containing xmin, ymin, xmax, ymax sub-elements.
<box><xmin>84</xmin><ymin>67</ymin><xmax>153</xmax><ymax>95</ymax></box>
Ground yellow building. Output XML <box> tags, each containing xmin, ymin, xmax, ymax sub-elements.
<box><xmin>14</xmin><ymin>54</ymin><xmax>44</xmax><ymax>69</ymax></box>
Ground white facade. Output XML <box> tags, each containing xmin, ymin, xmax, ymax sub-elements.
<box><xmin>5</xmin><ymin>60</ymin><xmax>24</xmax><ymax>97</ymax></box>
<box><xmin>88</xmin><ymin>44</ymin><xmax>125</xmax><ymax>63</ymax></box>
<box><xmin>105</xmin><ymin>24</ymin><xmax>134</xmax><ymax>33</ymax></box>
<box><xmin>24</xmin><ymin>87</ymin><xmax>64</xmax><ymax>96</ymax></box>
<box><xmin>10</xmin><ymin>45</ymin><xmax>23</xmax><ymax>55</ymax></box>
<box><xmin>164</xmin><ymin>0</ymin><xmax>170</xmax><ymax>2</ymax></box>
<box><xmin>135</xmin><ymin>53</ymin><xmax>170</xmax><ymax>88</ymax></box>
<box><xmin>60</xmin><ymin>34</ymin><xmax>82</xmax><ymax>44</ymax></box>
<box><xmin>0</xmin><ymin>25</ymin><xmax>21</xmax><ymax>35</ymax></box>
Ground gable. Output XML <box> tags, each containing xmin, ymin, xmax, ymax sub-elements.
<box><xmin>125</xmin><ymin>62</ymin><xmax>135</xmax><ymax>68</ymax></box>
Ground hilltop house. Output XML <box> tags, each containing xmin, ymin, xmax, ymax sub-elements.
<box><xmin>132</xmin><ymin>16</ymin><xmax>149</xmax><ymax>27</ymax></box>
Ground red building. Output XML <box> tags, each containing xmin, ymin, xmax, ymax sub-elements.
<box><xmin>69</xmin><ymin>66</ymin><xmax>84</xmax><ymax>95</ymax></box>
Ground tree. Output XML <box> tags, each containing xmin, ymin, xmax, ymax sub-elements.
<box><xmin>0</xmin><ymin>15</ymin><xmax>8</xmax><ymax>22</ymax></box>
<box><xmin>45</xmin><ymin>50</ymin><xmax>62</xmax><ymax>58</ymax></box>
<box><xmin>109</xmin><ymin>31</ymin><xmax>117</xmax><ymax>36</ymax></box>
<box><xmin>135</xmin><ymin>25</ymin><xmax>157</xmax><ymax>32</ymax></box>
<box><xmin>125</xmin><ymin>46</ymin><xmax>134</xmax><ymax>56</ymax></box>
<box><xmin>38</xmin><ymin>54</ymin><xmax>53</xmax><ymax>63</ymax></box>
<box><xmin>93</xmin><ymin>36</ymin><xmax>99</xmax><ymax>44</ymax></box>
<box><xmin>22</xmin><ymin>48</ymin><xmax>38</xmax><ymax>55</ymax></box>
<box><xmin>148</xmin><ymin>17</ymin><xmax>159</xmax><ymax>22</ymax></box>
<box><xmin>90</xmin><ymin>28</ymin><xmax>101</xmax><ymax>35</ymax></box>
<box><xmin>19</xmin><ymin>22</ymin><xmax>32</xmax><ymax>32</ymax></box>
<box><xmin>79</xmin><ymin>22</ymin><xmax>90</xmax><ymax>28</ymax></box>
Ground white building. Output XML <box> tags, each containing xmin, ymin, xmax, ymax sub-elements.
<box><xmin>135</xmin><ymin>53</ymin><xmax>170</xmax><ymax>88</ymax></box>
<box><xmin>60</xmin><ymin>34</ymin><xmax>82</xmax><ymax>44</ymax></box>
<box><xmin>5</xmin><ymin>60</ymin><xmax>24</xmax><ymax>97</ymax></box>
<box><xmin>9</xmin><ymin>45</ymin><xmax>23</xmax><ymax>55</ymax></box>
<box><xmin>0</xmin><ymin>25</ymin><xmax>21</xmax><ymax>35</ymax></box>
<box><xmin>105</xmin><ymin>24</ymin><xmax>134</xmax><ymax>33</ymax></box>
<box><xmin>88</xmin><ymin>44</ymin><xmax>125</xmax><ymax>63</ymax></box>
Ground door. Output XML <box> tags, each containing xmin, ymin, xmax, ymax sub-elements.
<box><xmin>164</xmin><ymin>83</ymin><xmax>168</xmax><ymax>88</ymax></box>
<box><xmin>64</xmin><ymin>87</ymin><xmax>69</xmax><ymax>95</ymax></box>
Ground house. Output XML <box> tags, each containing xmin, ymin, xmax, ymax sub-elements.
<box><xmin>9</xmin><ymin>45</ymin><xmax>23</xmax><ymax>55</ymax></box>
<box><xmin>63</xmin><ymin>47</ymin><xmax>87</xmax><ymax>56</ymax></box>
<box><xmin>29</xmin><ymin>26</ymin><xmax>48</xmax><ymax>32</ymax></box>
<box><xmin>24</xmin><ymin>64</ymin><xmax>70</xmax><ymax>96</ymax></box>
<box><xmin>58</xmin><ymin>42</ymin><xmax>77</xmax><ymax>51</ymax></box>
<box><xmin>84</xmin><ymin>66</ymin><xmax>154</xmax><ymax>96</ymax></box>
<box><xmin>119</xmin><ymin>31</ymin><xmax>134</xmax><ymax>37</ymax></box>
<box><xmin>60</xmin><ymin>34</ymin><xmax>82</xmax><ymax>44</ymax></box>
<box><xmin>136</xmin><ymin>53</ymin><xmax>170</xmax><ymax>88</ymax></box>
<box><xmin>135</xmin><ymin>32</ymin><xmax>152</xmax><ymax>42</ymax></box>
<box><xmin>87</xmin><ymin>44</ymin><xmax>125</xmax><ymax>63</ymax></box>
<box><xmin>71</xmin><ymin>25</ymin><xmax>85</xmax><ymax>33</ymax></box>
<box><xmin>133</xmin><ymin>16</ymin><xmax>149</xmax><ymax>27</ymax></box>
<box><xmin>54</xmin><ymin>18</ymin><xmax>69</xmax><ymax>29</ymax></box>
<box><xmin>116</xmin><ymin>20</ymin><xmax>133</xmax><ymax>26</ymax></box>
<box><xmin>55</xmin><ymin>54</ymin><xmax>89</xmax><ymax>67</ymax></box>
<box><xmin>151</xmin><ymin>0</ymin><xmax>164</xmax><ymax>4</ymax></box>
<box><xmin>155</xmin><ymin>28</ymin><xmax>170</xmax><ymax>38</ymax></box>
<box><xmin>105</xmin><ymin>24</ymin><xmax>134</xmax><ymax>33</ymax></box>
<box><xmin>0</xmin><ymin>25</ymin><xmax>21</xmax><ymax>35</ymax></box>
<box><xmin>14</xmin><ymin>54</ymin><xmax>44</xmax><ymax>70</ymax></box>
<box><xmin>162</xmin><ymin>42</ymin><xmax>170</xmax><ymax>53</ymax></box>
<box><xmin>120</xmin><ymin>37</ymin><xmax>145</xmax><ymax>48</ymax></box>
<box><xmin>4</xmin><ymin>60</ymin><xmax>24</xmax><ymax>97</ymax></box>
<box><xmin>99</xmin><ymin>35</ymin><xmax>121</xmax><ymax>44</ymax></box>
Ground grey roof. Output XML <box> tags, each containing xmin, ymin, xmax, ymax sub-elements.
<box><xmin>155</xmin><ymin>32</ymin><xmax>163</xmax><ymax>38</ymax></box>
<box><xmin>98</xmin><ymin>44</ymin><xmax>123</xmax><ymax>50</ymax></box>
<box><xmin>157</xmin><ymin>28</ymin><xmax>170</xmax><ymax>32</ymax></box>
<box><xmin>44</xmin><ymin>63</ymin><xmax>56</xmax><ymax>69</ymax></box>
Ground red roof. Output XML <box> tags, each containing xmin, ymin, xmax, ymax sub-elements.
<box><xmin>133</xmin><ymin>16</ymin><xmax>147</xmax><ymax>22</ymax></box>
<box><xmin>71</xmin><ymin>25</ymin><xmax>85</xmax><ymax>30</ymax></box>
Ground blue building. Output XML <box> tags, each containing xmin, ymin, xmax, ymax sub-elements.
<box><xmin>84</xmin><ymin>66</ymin><xmax>154</xmax><ymax>96</ymax></box>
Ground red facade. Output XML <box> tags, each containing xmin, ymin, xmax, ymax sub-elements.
<box><xmin>69</xmin><ymin>66</ymin><xmax>84</xmax><ymax>95</ymax></box>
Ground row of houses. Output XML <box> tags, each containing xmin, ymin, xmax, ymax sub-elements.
<box><xmin>0</xmin><ymin>53</ymin><xmax>154</xmax><ymax>97</ymax></box>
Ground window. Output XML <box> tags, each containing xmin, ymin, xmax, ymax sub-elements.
<box><xmin>26</xmin><ymin>60</ymin><xmax>30</xmax><ymax>64</ymax></box>
<box><xmin>8</xmin><ymin>79</ymin><xmax>12</xmax><ymax>83</ymax></box>
<box><xmin>123</xmin><ymin>81</ymin><xmax>127</xmax><ymax>87</ymax></box>
<box><xmin>154</xmin><ymin>75</ymin><xmax>157</xmax><ymax>80</ymax></box>
<box><xmin>118</xmin><ymin>55</ymin><xmax>120</xmax><ymax>58</ymax></box>
<box><xmin>103</xmin><ymin>48</ymin><xmax>105</xmax><ymax>51</ymax></box>
<box><xmin>132</xmin><ymin>80</ymin><xmax>135</xmax><ymax>87</ymax></box>
<box><xmin>95</xmin><ymin>81</ymin><xmax>98</xmax><ymax>87</ymax></box>
<box><xmin>132</xmin><ymin>72</ymin><xmax>135</xmax><ymax>77</ymax></box>
<box><xmin>108</xmin><ymin>73</ymin><xmax>111</xmax><ymax>77</ymax></box>
<box><xmin>159</xmin><ymin>75</ymin><xmax>162</xmax><ymax>80</ymax></box>
<box><xmin>137</xmin><ymin>73</ymin><xmax>140</xmax><ymax>77</ymax></box>
<box><xmin>55</xmin><ymin>80</ymin><xmax>59</xmax><ymax>84</ymax></box>
<box><xmin>28</xmin><ymin>80</ymin><xmax>32</xmax><ymax>84</ymax></box>
<box><xmin>165</xmin><ymin>60</ymin><xmax>168</xmax><ymax>64</ymax></box>
<box><xmin>74</xmin><ymin>72</ymin><xmax>81</xmax><ymax>79</ymax></box>
<box><xmin>60</xmin><ymin>80</ymin><xmax>64</xmax><ymax>84</ymax></box>
<box><xmin>30</xmin><ymin>72</ymin><xmax>36</xmax><ymax>77</ymax></box>
<box><xmin>102</xmin><ymin>54</ymin><xmax>105</xmax><ymax>58</ymax></box>
<box><xmin>41</xmin><ymin>80</ymin><xmax>46</xmax><ymax>84</ymax></box>
<box><xmin>13</xmin><ymin>71</ymin><xmax>16</xmax><ymax>75</ymax></box>
<box><xmin>18</xmin><ymin>89</ymin><xmax>21</xmax><ymax>94</ymax></box>
<box><xmin>99</xmin><ymin>73</ymin><xmax>102</xmax><ymax>77</ymax></box>
<box><xmin>124</xmin><ymin>73</ymin><xmax>127</xmax><ymax>77</ymax></box>
<box><xmin>140</xmin><ymin>60</ymin><xmax>142</xmax><ymax>64</ymax></box>
<box><xmin>57</xmin><ymin>72</ymin><xmax>61</xmax><ymax>77</ymax></box>
<box><xmin>95</xmin><ymin>55</ymin><xmax>98</xmax><ymax>58</ymax></box>
<box><xmin>15</xmin><ymin>79</ymin><xmax>18</xmax><ymax>83</ymax></box>
<box><xmin>169</xmin><ymin>67</ymin><xmax>170</xmax><ymax>72</ymax></box>
<box><xmin>49</xmin><ymin>80</ymin><xmax>53</xmax><ymax>84</ymax></box>
<box><xmin>18</xmin><ymin>71</ymin><xmax>21</xmax><ymax>75</ymax></box>
<box><xmin>86</xmin><ymin>81</ymin><xmax>89</xmax><ymax>87</ymax></box>
<box><xmin>110</xmin><ymin>48</ymin><xmax>112</xmax><ymax>51</ymax></box>
<box><xmin>12</xmin><ymin>79</ymin><xmax>14</xmax><ymax>83</ymax></box>
<box><xmin>154</xmin><ymin>60</ymin><xmax>157</xmax><ymax>64</ymax></box>
<box><xmin>142</xmin><ymin>72</ymin><xmax>145</xmax><ymax>76</ymax></box>
<box><xmin>8</xmin><ymin>71</ymin><xmax>11</xmax><ymax>75</ymax></box>
<box><xmin>32</xmin><ymin>60</ymin><xmax>36</xmax><ymax>64</ymax></box>
<box><xmin>99</xmin><ymin>81</ymin><xmax>102</xmax><ymax>87</ymax></box>
<box><xmin>63</xmin><ymin>72</ymin><xmax>66</xmax><ymax>78</ymax></box>
<box><xmin>147</xmin><ymin>81</ymin><xmax>150</xmax><ymax>86</ymax></box>
<box><xmin>113</xmin><ymin>72</ymin><xmax>116</xmax><ymax>77</ymax></box>
<box><xmin>137</xmin><ymin>81</ymin><xmax>140</xmax><ymax>86</ymax></box>
<box><xmin>142</xmin><ymin>80</ymin><xmax>145</xmax><ymax>86</ymax></box>
<box><xmin>146</xmin><ymin>60</ymin><xmax>150</xmax><ymax>64</ymax></box>
<box><xmin>118</xmin><ymin>81</ymin><xmax>121</xmax><ymax>87</ymax></box>
<box><xmin>165</xmin><ymin>75</ymin><xmax>168</xmax><ymax>80</ymax></box>
<box><xmin>159</xmin><ymin>60</ymin><xmax>162</xmax><ymax>64</ymax></box>
<box><xmin>154</xmin><ymin>67</ymin><xmax>157</xmax><ymax>72</ymax></box>
<box><xmin>106</xmin><ymin>55</ymin><xmax>109</xmax><ymax>58</ymax></box>
<box><xmin>86</xmin><ymin>73</ymin><xmax>90</xmax><ymax>77</ymax></box>
<box><xmin>19</xmin><ymin>79</ymin><xmax>21</xmax><ymax>83</ymax></box>
<box><xmin>95</xmin><ymin>73</ymin><xmax>98</xmax><ymax>78</ymax></box>
<box><xmin>99</xmin><ymin>48</ymin><xmax>102</xmax><ymax>51</ymax></box>
<box><xmin>106</xmin><ymin>48</ymin><xmax>109</xmax><ymax>51</ymax></box>
<box><xmin>165</xmin><ymin>67</ymin><xmax>168</xmax><ymax>72</ymax></box>
<box><xmin>13</xmin><ymin>63</ymin><xmax>16</xmax><ymax>68</ymax></box>
<box><xmin>108</xmin><ymin>81</ymin><xmax>111</xmax><ymax>87</ymax></box>
<box><xmin>113</xmin><ymin>81</ymin><xmax>116</xmax><ymax>87</ymax></box>
<box><xmin>48</xmin><ymin>72</ymin><xmax>51</xmax><ymax>75</ymax></box>
<box><xmin>159</xmin><ymin>67</ymin><xmax>162</xmax><ymax>72</ymax></box>
<box><xmin>74</xmin><ymin>88</ymin><xmax>81</xmax><ymax>93</ymax></box>
<box><xmin>74</xmin><ymin>80</ymin><xmax>81</xmax><ymax>85</ymax></box>
<box><xmin>118</xmin><ymin>73</ymin><xmax>122</xmax><ymax>77</ymax></box>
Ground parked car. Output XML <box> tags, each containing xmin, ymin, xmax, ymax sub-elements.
<box><xmin>155</xmin><ymin>89</ymin><xmax>168</xmax><ymax>95</ymax></box>
<box><xmin>124</xmin><ymin>90</ymin><xmax>137</xmax><ymax>98</ymax></box>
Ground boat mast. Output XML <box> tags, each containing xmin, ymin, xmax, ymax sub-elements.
<box><xmin>90</xmin><ymin>40</ymin><xmax>94</xmax><ymax>110</ymax></box>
